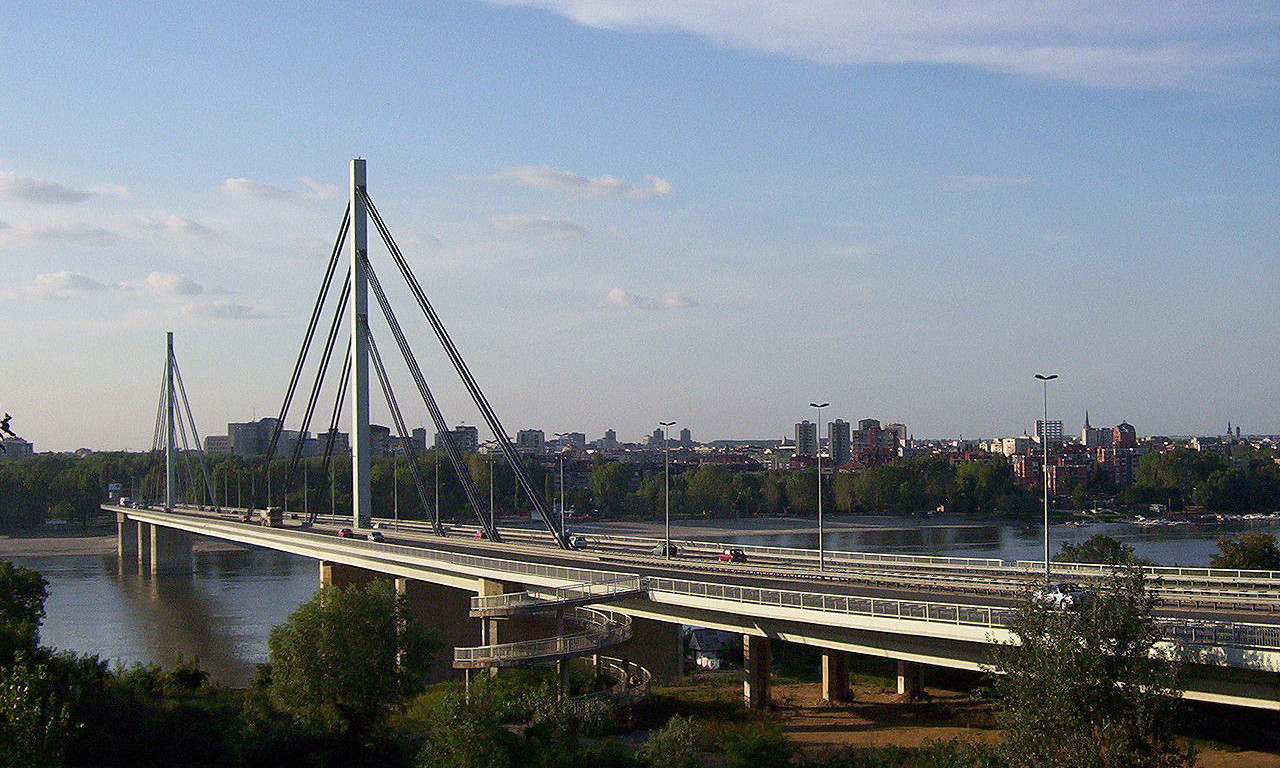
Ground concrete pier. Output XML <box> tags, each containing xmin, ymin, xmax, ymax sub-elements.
<box><xmin>396</xmin><ymin>577</ymin><xmax>474</xmax><ymax>682</ymax></box>
<box><xmin>319</xmin><ymin>561</ymin><xmax>385</xmax><ymax>588</ymax></box>
<box><xmin>821</xmin><ymin>650</ymin><xmax>852</xmax><ymax>703</ymax></box>
<box><xmin>743</xmin><ymin>634</ymin><xmax>772</xmax><ymax>710</ymax></box>
<box><xmin>612</xmin><ymin>615</ymin><xmax>684</xmax><ymax>683</ymax></box>
<box><xmin>117</xmin><ymin>514</ymin><xmax>138</xmax><ymax>570</ymax></box>
<box><xmin>149</xmin><ymin>525</ymin><xmax>192</xmax><ymax>574</ymax></box>
<box><xmin>136</xmin><ymin>522</ymin><xmax>151</xmax><ymax>570</ymax></box>
<box><xmin>897</xmin><ymin>659</ymin><xmax>925</xmax><ymax>700</ymax></box>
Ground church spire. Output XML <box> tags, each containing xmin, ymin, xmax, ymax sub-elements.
<box><xmin>1084</xmin><ymin>410</ymin><xmax>1091</xmax><ymax>429</ymax></box>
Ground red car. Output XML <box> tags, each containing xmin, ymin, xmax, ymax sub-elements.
<box><xmin>337</xmin><ymin>528</ymin><xmax>355</xmax><ymax>538</ymax></box>
<box><xmin>718</xmin><ymin>548</ymin><xmax>747</xmax><ymax>563</ymax></box>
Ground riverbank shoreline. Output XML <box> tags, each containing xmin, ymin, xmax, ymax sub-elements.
<box><xmin>0</xmin><ymin>527</ymin><xmax>247</xmax><ymax>558</ymax></box>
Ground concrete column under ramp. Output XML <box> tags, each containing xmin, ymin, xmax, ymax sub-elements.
<box><xmin>821</xmin><ymin>650</ymin><xmax>852</xmax><ymax>703</ymax></box>
<box><xmin>396</xmin><ymin>577</ymin><xmax>474</xmax><ymax>682</ymax></box>
<box><xmin>609</xmin><ymin>615</ymin><xmax>683</xmax><ymax>683</ymax></box>
<box><xmin>897</xmin><ymin>659</ymin><xmax>925</xmax><ymax>700</ymax></box>
<box><xmin>743</xmin><ymin>635</ymin><xmax>772</xmax><ymax>711</ymax></box>
<box><xmin>117</xmin><ymin>515</ymin><xmax>138</xmax><ymax>570</ymax></box>
<box><xmin>149</xmin><ymin>525</ymin><xmax>192</xmax><ymax>574</ymax></box>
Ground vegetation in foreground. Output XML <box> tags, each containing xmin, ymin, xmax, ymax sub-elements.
<box><xmin>1</xmin><ymin>558</ymin><xmax>1260</xmax><ymax>767</ymax></box>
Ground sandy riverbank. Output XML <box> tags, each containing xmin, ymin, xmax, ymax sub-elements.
<box><xmin>0</xmin><ymin>528</ymin><xmax>247</xmax><ymax>558</ymax></box>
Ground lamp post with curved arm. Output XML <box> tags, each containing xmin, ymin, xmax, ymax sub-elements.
<box><xmin>1035</xmin><ymin>374</ymin><xmax>1058</xmax><ymax>582</ymax></box>
<box><xmin>659</xmin><ymin>421</ymin><xmax>676</xmax><ymax>558</ymax></box>
<box><xmin>810</xmin><ymin>403</ymin><xmax>829</xmax><ymax>571</ymax></box>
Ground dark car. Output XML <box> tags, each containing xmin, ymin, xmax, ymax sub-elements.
<box><xmin>652</xmin><ymin>542</ymin><xmax>679</xmax><ymax>557</ymax></box>
<box><xmin>1034</xmin><ymin>582</ymin><xmax>1092</xmax><ymax>610</ymax></box>
<box><xmin>718</xmin><ymin>548</ymin><xmax>747</xmax><ymax>563</ymax></box>
<box><xmin>366</xmin><ymin>531</ymin><xmax>385</xmax><ymax>542</ymax></box>
<box><xmin>337</xmin><ymin>527</ymin><xmax>355</xmax><ymax>539</ymax></box>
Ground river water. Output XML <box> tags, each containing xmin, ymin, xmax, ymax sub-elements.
<box><xmin>10</xmin><ymin>516</ymin><xmax>1280</xmax><ymax>686</ymax></box>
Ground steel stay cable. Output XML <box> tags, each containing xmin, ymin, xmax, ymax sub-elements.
<box><xmin>363</xmin><ymin>324</ymin><xmax>443</xmax><ymax>535</ymax></box>
<box><xmin>363</xmin><ymin>256</ymin><xmax>490</xmax><ymax>538</ymax></box>
<box><xmin>264</xmin><ymin>203</ymin><xmax>350</xmax><ymax>466</ymax></box>
<box><xmin>171</xmin><ymin>350</ymin><xmax>219</xmax><ymax>510</ymax></box>
<box><xmin>309</xmin><ymin>337</ymin><xmax>351</xmax><ymax>526</ymax></box>
<box><xmin>281</xmin><ymin>270</ymin><xmax>352</xmax><ymax>501</ymax></box>
<box><xmin>361</xmin><ymin>191</ymin><xmax>557</xmax><ymax>545</ymax></box>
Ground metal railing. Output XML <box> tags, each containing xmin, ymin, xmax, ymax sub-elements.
<box><xmin>471</xmin><ymin>575</ymin><xmax>644</xmax><ymax>616</ymax></box>
<box><xmin>568</xmin><ymin>656</ymin><xmax>652</xmax><ymax>715</ymax></box>
<box><xmin>453</xmin><ymin>608</ymin><xmax>632</xmax><ymax>667</ymax></box>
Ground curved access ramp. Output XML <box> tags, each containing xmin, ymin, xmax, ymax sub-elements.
<box><xmin>568</xmin><ymin>656</ymin><xmax>652</xmax><ymax>715</ymax></box>
<box><xmin>454</xmin><ymin>607</ymin><xmax>632</xmax><ymax>668</ymax></box>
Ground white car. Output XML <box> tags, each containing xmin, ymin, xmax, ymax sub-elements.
<box><xmin>568</xmin><ymin>535</ymin><xmax>589</xmax><ymax>550</ymax></box>
<box><xmin>1035</xmin><ymin>582</ymin><xmax>1092</xmax><ymax>610</ymax></box>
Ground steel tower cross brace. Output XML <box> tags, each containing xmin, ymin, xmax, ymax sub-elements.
<box><xmin>349</xmin><ymin>159</ymin><xmax>372</xmax><ymax>529</ymax></box>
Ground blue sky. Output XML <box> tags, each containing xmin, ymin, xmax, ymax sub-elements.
<box><xmin>1</xmin><ymin>1</ymin><xmax>1277</xmax><ymax>451</ymax></box>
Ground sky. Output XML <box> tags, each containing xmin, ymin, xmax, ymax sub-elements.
<box><xmin>1</xmin><ymin>1</ymin><xmax>1277</xmax><ymax>452</ymax></box>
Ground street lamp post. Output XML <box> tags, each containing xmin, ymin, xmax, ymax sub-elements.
<box><xmin>554</xmin><ymin>433</ymin><xmax>569</xmax><ymax>539</ymax></box>
<box><xmin>810</xmin><ymin>403</ymin><xmax>829</xmax><ymax>571</ymax></box>
<box><xmin>481</xmin><ymin>440</ymin><xmax>497</xmax><ymax>532</ymax></box>
<box><xmin>393</xmin><ymin>449</ymin><xmax>399</xmax><ymax>530</ymax></box>
<box><xmin>659</xmin><ymin>421</ymin><xmax>676</xmax><ymax>558</ymax></box>
<box><xmin>1035</xmin><ymin>373</ymin><xmax>1058</xmax><ymax>583</ymax></box>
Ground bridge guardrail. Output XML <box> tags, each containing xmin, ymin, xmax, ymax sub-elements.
<box><xmin>471</xmin><ymin>575</ymin><xmax>644</xmax><ymax>616</ymax></box>
<box><xmin>570</xmin><ymin>657</ymin><xmax>651</xmax><ymax>715</ymax></box>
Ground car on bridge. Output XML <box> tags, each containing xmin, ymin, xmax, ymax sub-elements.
<box><xmin>1035</xmin><ymin>582</ymin><xmax>1092</xmax><ymax>610</ymax></box>
<box><xmin>366</xmin><ymin>531</ymin><xmax>385</xmax><ymax>542</ymax></box>
<box><xmin>718</xmin><ymin>548</ymin><xmax>748</xmax><ymax>563</ymax></box>
<box><xmin>568</xmin><ymin>534</ymin><xmax>589</xmax><ymax>550</ymax></box>
<box><xmin>337</xmin><ymin>527</ymin><xmax>355</xmax><ymax>539</ymax></box>
<box><xmin>652</xmin><ymin>542</ymin><xmax>680</xmax><ymax>557</ymax></box>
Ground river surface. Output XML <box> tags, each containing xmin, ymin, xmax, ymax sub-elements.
<box><xmin>10</xmin><ymin>516</ymin><xmax>1280</xmax><ymax>686</ymax></box>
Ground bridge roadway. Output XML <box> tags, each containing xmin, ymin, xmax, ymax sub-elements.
<box><xmin>107</xmin><ymin>504</ymin><xmax>1280</xmax><ymax>710</ymax></box>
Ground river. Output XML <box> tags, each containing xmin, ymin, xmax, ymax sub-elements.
<box><xmin>9</xmin><ymin>515</ymin><xmax>1280</xmax><ymax>686</ymax></box>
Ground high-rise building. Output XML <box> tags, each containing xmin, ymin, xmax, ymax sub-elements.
<box><xmin>1035</xmin><ymin>419</ymin><xmax>1063</xmax><ymax>445</ymax></box>
<box><xmin>795</xmin><ymin>420</ymin><xmax>818</xmax><ymax>457</ymax></box>
<box><xmin>0</xmin><ymin>437</ymin><xmax>33</xmax><ymax>458</ymax></box>
<box><xmin>516</xmin><ymin>429</ymin><xmax>545</xmax><ymax>454</ymax></box>
<box><xmin>411</xmin><ymin>427</ymin><xmax>428</xmax><ymax>452</ymax></box>
<box><xmin>435</xmin><ymin>425</ymin><xmax>479</xmax><ymax>452</ymax></box>
<box><xmin>565</xmin><ymin>432</ymin><xmax>587</xmax><ymax>449</ymax></box>
<box><xmin>649</xmin><ymin>428</ymin><xmax>665</xmax><ymax>447</ymax></box>
<box><xmin>829</xmin><ymin>419</ymin><xmax>851</xmax><ymax>464</ymax></box>
<box><xmin>599</xmin><ymin>429</ymin><xmax>619</xmax><ymax>451</ymax></box>
<box><xmin>679</xmin><ymin>427</ymin><xmax>692</xmax><ymax>447</ymax></box>
<box><xmin>884</xmin><ymin>423</ymin><xmax>907</xmax><ymax>454</ymax></box>
<box><xmin>1113</xmin><ymin>421</ymin><xmax>1137</xmax><ymax>449</ymax></box>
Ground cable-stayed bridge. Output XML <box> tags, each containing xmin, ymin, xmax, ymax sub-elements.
<box><xmin>106</xmin><ymin>160</ymin><xmax>1280</xmax><ymax>711</ymax></box>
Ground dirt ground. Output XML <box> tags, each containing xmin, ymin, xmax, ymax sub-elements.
<box><xmin>658</xmin><ymin>673</ymin><xmax>1280</xmax><ymax>767</ymax></box>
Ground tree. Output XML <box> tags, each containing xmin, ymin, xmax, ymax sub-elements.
<box><xmin>0</xmin><ymin>659</ymin><xmax>71</xmax><ymax>768</ymax></box>
<box><xmin>266</xmin><ymin>580</ymin><xmax>436</xmax><ymax>737</ymax></box>
<box><xmin>637</xmin><ymin>714</ymin><xmax>702</xmax><ymax>768</ymax></box>
<box><xmin>989</xmin><ymin>568</ymin><xmax>1194</xmax><ymax>768</ymax></box>
<box><xmin>589</xmin><ymin>460</ymin><xmax>631</xmax><ymax>517</ymax></box>
<box><xmin>1056</xmin><ymin>535</ymin><xmax>1152</xmax><ymax>566</ymax></box>
<box><xmin>1210</xmin><ymin>532</ymin><xmax>1280</xmax><ymax>570</ymax></box>
<box><xmin>684</xmin><ymin>466</ymin><xmax>735</xmax><ymax>517</ymax></box>
<box><xmin>0</xmin><ymin>562</ymin><xmax>48</xmax><ymax>662</ymax></box>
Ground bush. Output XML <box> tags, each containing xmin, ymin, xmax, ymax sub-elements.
<box><xmin>720</xmin><ymin>722</ymin><xmax>792</xmax><ymax>768</ymax></box>
<box><xmin>638</xmin><ymin>714</ymin><xmax>702</xmax><ymax>768</ymax></box>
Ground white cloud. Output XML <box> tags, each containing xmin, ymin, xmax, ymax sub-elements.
<box><xmin>6</xmin><ymin>271</ymin><xmax>109</xmax><ymax>300</ymax></box>
<box><xmin>221</xmin><ymin>176</ymin><xmax>340</xmax><ymax>201</ymax></box>
<box><xmin>184</xmin><ymin>300</ymin><xmax>269</xmax><ymax>319</ymax></box>
<box><xmin>0</xmin><ymin>222</ymin><xmax>120</xmax><ymax>247</ymax></box>
<box><xmin>604</xmin><ymin>287</ymin><xmax>696</xmax><ymax>309</ymax></box>
<box><xmin>131</xmin><ymin>212</ymin><xmax>209</xmax><ymax>233</ymax></box>
<box><xmin>0</xmin><ymin>172</ymin><xmax>99</xmax><ymax>204</ymax></box>
<box><xmin>482</xmin><ymin>165</ymin><xmax>674</xmax><ymax>199</ymax></box>
<box><xmin>489</xmin><ymin>213</ymin><xmax>588</xmax><ymax>241</ymax></box>
<box><xmin>142</xmin><ymin>272</ymin><xmax>204</xmax><ymax>296</ymax></box>
<box><xmin>486</xmin><ymin>1</ymin><xmax>1276</xmax><ymax>92</ymax></box>
<box><xmin>221</xmin><ymin>178</ymin><xmax>293</xmax><ymax>199</ymax></box>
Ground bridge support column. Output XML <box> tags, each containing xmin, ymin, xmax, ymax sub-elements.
<box><xmin>319</xmin><ymin>561</ymin><xmax>383</xmax><ymax>588</ymax></box>
<box><xmin>150</xmin><ymin>525</ymin><xmax>192</xmax><ymax>574</ymax></box>
<box><xmin>897</xmin><ymin>660</ymin><xmax>925</xmax><ymax>700</ymax></box>
<box><xmin>396</xmin><ymin>577</ymin><xmax>474</xmax><ymax>682</ymax></box>
<box><xmin>136</xmin><ymin>523</ymin><xmax>151</xmax><ymax>570</ymax></box>
<box><xmin>611</xmin><ymin>616</ymin><xmax>683</xmax><ymax>683</ymax></box>
<box><xmin>743</xmin><ymin>635</ymin><xmax>771</xmax><ymax>711</ymax></box>
<box><xmin>821</xmin><ymin>650</ymin><xmax>852</xmax><ymax>704</ymax></box>
<box><xmin>117</xmin><ymin>514</ymin><xmax>138</xmax><ymax>570</ymax></box>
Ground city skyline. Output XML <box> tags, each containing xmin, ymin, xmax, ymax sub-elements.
<box><xmin>1</xmin><ymin>2</ymin><xmax>1276</xmax><ymax>452</ymax></box>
